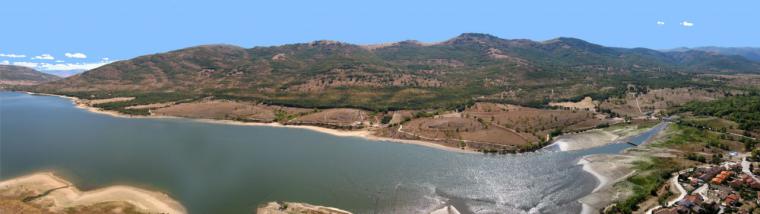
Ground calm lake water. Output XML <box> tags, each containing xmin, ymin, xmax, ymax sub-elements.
<box><xmin>0</xmin><ymin>92</ymin><xmax>659</xmax><ymax>213</ymax></box>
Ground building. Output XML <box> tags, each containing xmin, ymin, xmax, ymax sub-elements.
<box><xmin>724</xmin><ymin>194</ymin><xmax>740</xmax><ymax>206</ymax></box>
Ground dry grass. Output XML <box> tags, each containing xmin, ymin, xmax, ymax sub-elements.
<box><xmin>393</xmin><ymin>102</ymin><xmax>608</xmax><ymax>150</ymax></box>
<box><xmin>388</xmin><ymin>110</ymin><xmax>415</xmax><ymax>125</ymax></box>
<box><xmin>83</xmin><ymin>97</ymin><xmax>135</xmax><ymax>105</ymax></box>
<box><xmin>400</xmin><ymin>117</ymin><xmax>530</xmax><ymax>147</ymax></box>
<box><xmin>0</xmin><ymin>199</ymin><xmax>47</xmax><ymax>214</ymax></box>
<box><xmin>549</xmin><ymin>96</ymin><xmax>596</xmax><ymax>111</ymax></box>
<box><xmin>463</xmin><ymin>102</ymin><xmax>604</xmax><ymax>136</ymax></box>
<box><xmin>153</xmin><ymin>100</ymin><xmax>311</xmax><ymax>122</ymax></box>
<box><xmin>290</xmin><ymin>108</ymin><xmax>372</xmax><ymax>128</ymax></box>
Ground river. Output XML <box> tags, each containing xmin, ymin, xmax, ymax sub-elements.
<box><xmin>0</xmin><ymin>92</ymin><xmax>660</xmax><ymax>213</ymax></box>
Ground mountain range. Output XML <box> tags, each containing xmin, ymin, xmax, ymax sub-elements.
<box><xmin>31</xmin><ymin>33</ymin><xmax>760</xmax><ymax>110</ymax></box>
<box><xmin>667</xmin><ymin>47</ymin><xmax>760</xmax><ymax>62</ymax></box>
<box><xmin>0</xmin><ymin>65</ymin><xmax>62</xmax><ymax>86</ymax></box>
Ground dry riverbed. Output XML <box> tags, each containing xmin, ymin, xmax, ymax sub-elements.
<box><xmin>553</xmin><ymin>122</ymin><xmax>654</xmax><ymax>151</ymax></box>
<box><xmin>577</xmin><ymin>122</ymin><xmax>687</xmax><ymax>214</ymax></box>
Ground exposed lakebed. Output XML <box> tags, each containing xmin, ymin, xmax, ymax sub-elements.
<box><xmin>0</xmin><ymin>92</ymin><xmax>657</xmax><ymax>213</ymax></box>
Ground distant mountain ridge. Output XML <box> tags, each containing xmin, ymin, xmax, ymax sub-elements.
<box><xmin>668</xmin><ymin>47</ymin><xmax>760</xmax><ymax>62</ymax></box>
<box><xmin>33</xmin><ymin>33</ymin><xmax>760</xmax><ymax>110</ymax></box>
<box><xmin>0</xmin><ymin>65</ymin><xmax>62</xmax><ymax>86</ymax></box>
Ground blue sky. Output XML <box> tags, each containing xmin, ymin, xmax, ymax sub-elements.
<box><xmin>1</xmin><ymin>0</ymin><xmax>758</xmax><ymax>74</ymax></box>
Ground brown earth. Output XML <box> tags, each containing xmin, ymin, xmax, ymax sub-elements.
<box><xmin>398</xmin><ymin>117</ymin><xmax>528</xmax><ymax>149</ymax></box>
<box><xmin>152</xmin><ymin>99</ymin><xmax>313</xmax><ymax>122</ymax></box>
<box><xmin>700</xmin><ymin>74</ymin><xmax>760</xmax><ymax>90</ymax></box>
<box><xmin>289</xmin><ymin>108</ymin><xmax>373</xmax><ymax>129</ymax></box>
<box><xmin>599</xmin><ymin>87</ymin><xmax>729</xmax><ymax>118</ymax></box>
<box><xmin>257</xmin><ymin>201</ymin><xmax>351</xmax><ymax>214</ymax></box>
<box><xmin>549</xmin><ymin>96</ymin><xmax>596</xmax><ymax>111</ymax></box>
<box><xmin>81</xmin><ymin>97</ymin><xmax>135</xmax><ymax>105</ymax></box>
<box><xmin>385</xmin><ymin>102</ymin><xmax>611</xmax><ymax>152</ymax></box>
<box><xmin>388</xmin><ymin>110</ymin><xmax>416</xmax><ymax>125</ymax></box>
<box><xmin>463</xmin><ymin>102</ymin><xmax>607</xmax><ymax>136</ymax></box>
<box><xmin>136</xmin><ymin>99</ymin><xmax>615</xmax><ymax>152</ymax></box>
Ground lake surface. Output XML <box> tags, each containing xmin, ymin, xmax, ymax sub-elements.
<box><xmin>0</xmin><ymin>92</ymin><xmax>657</xmax><ymax>213</ymax></box>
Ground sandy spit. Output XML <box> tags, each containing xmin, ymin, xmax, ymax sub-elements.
<box><xmin>578</xmin><ymin>158</ymin><xmax>611</xmax><ymax>193</ymax></box>
<box><xmin>578</xmin><ymin>157</ymin><xmax>613</xmax><ymax>214</ymax></box>
<box><xmin>577</xmin><ymin>154</ymin><xmax>643</xmax><ymax>214</ymax></box>
<box><xmin>0</xmin><ymin>172</ymin><xmax>186</xmax><ymax>214</ymax></box>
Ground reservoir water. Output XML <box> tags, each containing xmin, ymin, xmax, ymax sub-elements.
<box><xmin>0</xmin><ymin>92</ymin><xmax>659</xmax><ymax>213</ymax></box>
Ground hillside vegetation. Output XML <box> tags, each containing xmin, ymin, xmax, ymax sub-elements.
<box><xmin>30</xmin><ymin>33</ymin><xmax>760</xmax><ymax>111</ymax></box>
<box><xmin>677</xmin><ymin>94</ymin><xmax>760</xmax><ymax>134</ymax></box>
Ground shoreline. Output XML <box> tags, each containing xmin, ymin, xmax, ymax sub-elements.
<box><xmin>190</xmin><ymin>118</ymin><xmax>477</xmax><ymax>154</ymax></box>
<box><xmin>0</xmin><ymin>172</ymin><xmax>186</xmax><ymax>214</ymax></box>
<box><xmin>24</xmin><ymin>91</ymin><xmax>476</xmax><ymax>154</ymax></box>
<box><xmin>572</xmin><ymin>123</ymin><xmax>668</xmax><ymax>214</ymax></box>
<box><xmin>576</xmin><ymin>153</ymin><xmax>648</xmax><ymax>214</ymax></box>
<box><xmin>548</xmin><ymin>124</ymin><xmax>651</xmax><ymax>152</ymax></box>
<box><xmin>577</xmin><ymin>157</ymin><xmax>611</xmax><ymax>193</ymax></box>
<box><xmin>577</xmin><ymin>156</ymin><xmax>614</xmax><ymax>214</ymax></box>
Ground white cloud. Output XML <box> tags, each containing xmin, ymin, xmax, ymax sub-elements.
<box><xmin>1</xmin><ymin>59</ymin><xmax>116</xmax><ymax>71</ymax></box>
<box><xmin>55</xmin><ymin>60</ymin><xmax>65</xmax><ymax>63</ymax></box>
<box><xmin>37</xmin><ymin>62</ymin><xmax>109</xmax><ymax>71</ymax></box>
<box><xmin>33</xmin><ymin>54</ymin><xmax>55</xmax><ymax>60</ymax></box>
<box><xmin>680</xmin><ymin>21</ymin><xmax>694</xmax><ymax>27</ymax></box>
<box><xmin>65</xmin><ymin>52</ymin><xmax>87</xmax><ymax>59</ymax></box>
<box><xmin>0</xmin><ymin>53</ymin><xmax>26</xmax><ymax>58</ymax></box>
<box><xmin>102</xmin><ymin>57</ymin><xmax>109</xmax><ymax>61</ymax></box>
<box><xmin>12</xmin><ymin>61</ymin><xmax>40</xmax><ymax>68</ymax></box>
<box><xmin>656</xmin><ymin>21</ymin><xmax>665</xmax><ymax>26</ymax></box>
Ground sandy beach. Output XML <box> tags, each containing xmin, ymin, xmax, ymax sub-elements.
<box><xmin>26</xmin><ymin>92</ymin><xmax>157</xmax><ymax>119</ymax></box>
<box><xmin>0</xmin><ymin>172</ymin><xmax>186</xmax><ymax>214</ymax></box>
<box><xmin>183</xmin><ymin>118</ymin><xmax>477</xmax><ymax>154</ymax></box>
<box><xmin>257</xmin><ymin>201</ymin><xmax>353</xmax><ymax>214</ymax></box>
<box><xmin>24</xmin><ymin>92</ymin><xmax>476</xmax><ymax>154</ymax></box>
<box><xmin>552</xmin><ymin>130</ymin><xmax>620</xmax><ymax>151</ymax></box>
